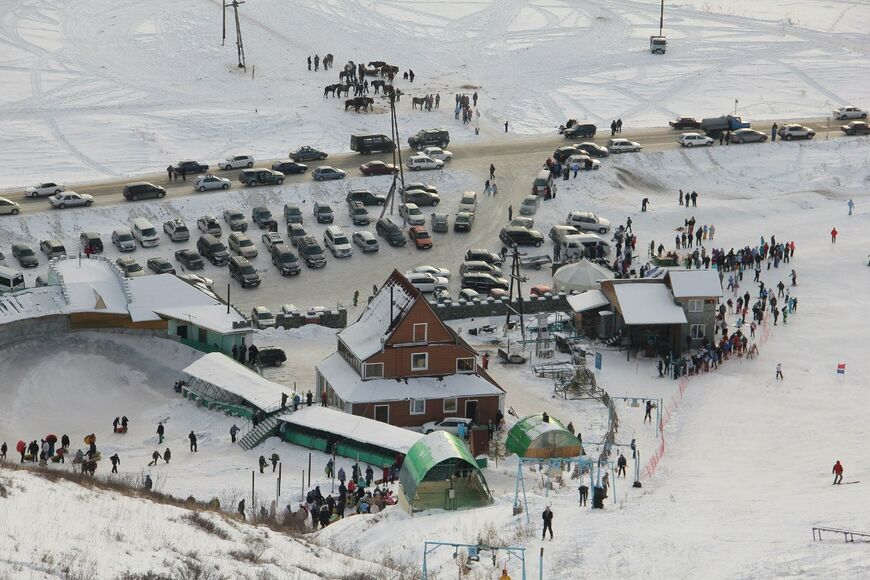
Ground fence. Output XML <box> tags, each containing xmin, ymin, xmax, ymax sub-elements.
<box><xmin>430</xmin><ymin>293</ymin><xmax>571</xmax><ymax>321</ymax></box>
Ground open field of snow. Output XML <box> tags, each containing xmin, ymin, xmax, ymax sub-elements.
<box><xmin>0</xmin><ymin>0</ymin><xmax>867</xmax><ymax>187</ymax></box>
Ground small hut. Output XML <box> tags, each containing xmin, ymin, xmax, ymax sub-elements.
<box><xmin>398</xmin><ymin>431</ymin><xmax>492</xmax><ymax>513</ymax></box>
<box><xmin>505</xmin><ymin>414</ymin><xmax>581</xmax><ymax>459</ymax></box>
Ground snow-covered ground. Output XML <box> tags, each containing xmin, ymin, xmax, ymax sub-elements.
<box><xmin>0</xmin><ymin>0</ymin><xmax>867</xmax><ymax>187</ymax></box>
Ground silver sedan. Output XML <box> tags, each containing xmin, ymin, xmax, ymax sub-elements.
<box><xmin>730</xmin><ymin>128</ymin><xmax>767</xmax><ymax>144</ymax></box>
<box><xmin>194</xmin><ymin>174</ymin><xmax>231</xmax><ymax>192</ymax></box>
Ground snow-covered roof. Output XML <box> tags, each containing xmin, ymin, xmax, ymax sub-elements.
<box><xmin>338</xmin><ymin>271</ymin><xmax>419</xmax><ymax>360</ymax></box>
<box><xmin>0</xmin><ymin>286</ymin><xmax>67</xmax><ymax>324</ymax></box>
<box><xmin>52</xmin><ymin>256</ymin><xmax>129</xmax><ymax>314</ymax></box>
<box><xmin>567</xmin><ymin>289</ymin><xmax>610</xmax><ymax>313</ymax></box>
<box><xmin>667</xmin><ymin>269</ymin><xmax>724</xmax><ymax>298</ymax></box>
<box><xmin>612</xmin><ymin>283</ymin><xmax>687</xmax><ymax>325</ymax></box>
<box><xmin>184</xmin><ymin>353</ymin><xmax>293</xmax><ymax>410</ymax></box>
<box><xmin>278</xmin><ymin>406</ymin><xmax>422</xmax><ymax>455</ymax></box>
<box><xmin>317</xmin><ymin>352</ymin><xmax>503</xmax><ymax>404</ymax></box>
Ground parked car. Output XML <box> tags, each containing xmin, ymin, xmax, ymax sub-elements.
<box><xmin>500</xmin><ymin>226</ymin><xmax>544</xmax><ymax>247</ymax></box>
<box><xmin>407</xmin><ymin>265</ymin><xmax>450</xmax><ymax>279</ymax></box>
<box><xmin>290</xmin><ymin>146</ymin><xmax>328</xmax><ymax>161</ymax></box>
<box><xmin>179</xmin><ymin>164</ymin><xmax>216</xmax><ymax>186</ymax></box>
<box><xmin>324</xmin><ymin>226</ymin><xmax>353</xmax><ymax>258</ymax></box>
<box><xmin>576</xmin><ymin>142</ymin><xmax>609</xmax><ymax>157</ymax></box>
<box><xmin>530</xmin><ymin>284</ymin><xmax>552</xmax><ymax>297</ymax></box>
<box><xmin>352</xmin><ymin>231</ymin><xmax>379</xmax><ymax>253</ymax></box>
<box><xmin>220</xmin><ymin>155</ymin><xmax>254</xmax><ymax>170</ymax></box>
<box><xmin>375</xmin><ymin>217</ymin><xmax>406</xmax><ymax>246</ymax></box>
<box><xmin>112</xmin><ymin>227</ymin><xmax>137</xmax><ymax>252</ymax></box>
<box><xmin>459</xmin><ymin>191</ymin><xmax>478</xmax><ymax>214</ymax></box>
<box><xmin>460</xmin><ymin>261</ymin><xmax>501</xmax><ymax>276</ymax></box>
<box><xmin>562</xmin><ymin>122</ymin><xmax>597</xmax><ymax>139</ymax></box>
<box><xmin>453</xmin><ymin>212</ymin><xmax>474</xmax><ymax>232</ymax></box>
<box><xmin>677</xmin><ymin>133</ymin><xmax>714</xmax><ymax>147</ymax></box>
<box><xmin>49</xmin><ymin>191</ymin><xmax>93</xmax><ymax>209</ymax></box>
<box><xmin>313</xmin><ymin>202</ymin><xmax>334</xmax><ymax>224</ymax></box>
<box><xmin>223</xmin><ymin>208</ymin><xmax>248</xmax><ymax>232</ymax></box>
<box><xmin>359</xmin><ymin>161</ymin><xmax>398</xmax><ymax>176</ymax></box>
<box><xmin>406</xmin><ymin>155</ymin><xmax>443</xmax><ymax>171</ymax></box>
<box><xmin>777</xmin><ymin>124</ymin><xmax>815</xmax><ymax>140</ymax></box>
<box><xmin>459</xmin><ymin>288</ymin><xmax>481</xmax><ymax>302</ymax></box>
<box><xmin>196</xmin><ymin>234</ymin><xmax>230</xmax><ymax>266</ymax></box>
<box><xmin>422</xmin><ymin>146</ymin><xmax>453</xmax><ymax>162</ymax></box>
<box><xmin>163</xmin><ymin>219</ymin><xmax>190</xmax><ymax>242</ymax></box>
<box><xmin>346</xmin><ymin>189</ymin><xmax>386</xmax><ymax>206</ymax></box>
<box><xmin>409</xmin><ymin>226</ymin><xmax>433</xmax><ymax>249</ymax></box>
<box><xmin>175</xmin><ymin>248</ymin><xmax>204</xmax><ymax>270</ymax></box>
<box><xmin>421</xmin><ymin>417</ymin><xmax>473</xmax><ymax>435</ymax></box>
<box><xmin>147</xmin><ymin>257</ymin><xmax>176</xmax><ymax>274</ymax></box>
<box><xmin>399</xmin><ymin>203</ymin><xmax>425</xmax><ymax>225</ymax></box>
<box><xmin>173</xmin><ymin>160</ymin><xmax>209</xmax><ymax>174</ymax></box>
<box><xmin>239</xmin><ymin>168</ymin><xmax>284</xmax><ymax>187</ymax></box>
<box><xmin>430</xmin><ymin>212</ymin><xmax>449</xmax><ymax>232</ymax></box>
<box><xmin>270</xmin><ymin>243</ymin><xmax>301</xmax><ymax>275</ymax></box>
<box><xmin>0</xmin><ymin>197</ymin><xmax>21</xmax><ymax>215</ymax></box>
<box><xmin>465</xmin><ymin>248</ymin><xmax>502</xmax><ymax>266</ymax></box>
<box><xmin>348</xmin><ymin>201</ymin><xmax>370</xmax><ymax>225</ymax></box>
<box><xmin>566</xmin><ymin>211</ymin><xmax>611</xmax><ymax>234</ymax></box>
<box><xmin>228</xmin><ymin>232</ymin><xmax>258</xmax><ymax>258</ymax></box>
<box><xmin>80</xmin><ymin>232</ymin><xmax>103</xmax><ymax>254</ymax></box>
<box><xmin>261</xmin><ymin>231</ymin><xmax>283</xmax><ymax>250</ymax></box>
<box><xmin>519</xmin><ymin>194</ymin><xmax>541</xmax><ymax>216</ymax></box>
<box><xmin>403</xmin><ymin>189</ymin><xmax>440</xmax><ymax>206</ymax></box>
<box><xmin>251</xmin><ymin>207</ymin><xmax>276</xmax><ymax>230</ymax></box>
<box><xmin>229</xmin><ymin>256</ymin><xmax>260</xmax><ymax>287</ymax></box>
<box><xmin>197</xmin><ymin>215</ymin><xmax>222</xmax><ymax>237</ymax></box>
<box><xmin>461</xmin><ymin>272</ymin><xmax>509</xmax><ymax>293</ymax></box>
<box><xmin>549</xmin><ymin>224</ymin><xmax>580</xmax><ymax>244</ymax></box>
<box><xmin>730</xmin><ymin>128</ymin><xmax>767</xmax><ymax>144</ymax></box>
<box><xmin>115</xmin><ymin>257</ymin><xmax>144</xmax><ymax>278</ymax></box>
<box><xmin>123</xmin><ymin>182</ymin><xmax>165</xmax><ymax>201</ymax></box>
<box><xmin>607</xmin><ymin>138</ymin><xmax>642</xmax><ymax>153</ymax></box>
<box><xmin>12</xmin><ymin>243</ymin><xmax>38</xmax><ymax>268</ymax></box>
<box><xmin>287</xmin><ymin>223</ymin><xmax>308</xmax><ymax>247</ymax></box>
<box><xmin>25</xmin><ymin>182</ymin><xmax>65</xmax><ymax>198</ymax></box>
<box><xmin>669</xmin><ymin>116</ymin><xmax>701</xmax><ymax>130</ymax></box>
<box><xmin>257</xmin><ymin>346</ymin><xmax>287</xmax><ymax>367</ymax></box>
<box><xmin>284</xmin><ymin>203</ymin><xmax>304</xmax><ymax>224</ymax></box>
<box><xmin>297</xmin><ymin>235</ymin><xmax>327</xmax><ymax>268</ymax></box>
<box><xmin>833</xmin><ymin>106</ymin><xmax>867</xmax><ymax>120</ymax></box>
<box><xmin>565</xmin><ymin>154</ymin><xmax>602</xmax><ymax>171</ymax></box>
<box><xmin>404</xmin><ymin>183</ymin><xmax>438</xmax><ymax>195</ymax></box>
<box><xmin>39</xmin><ymin>239</ymin><xmax>66</xmax><ymax>259</ymax></box>
<box><xmin>405</xmin><ymin>272</ymin><xmax>448</xmax><ymax>293</ymax></box>
<box><xmin>312</xmin><ymin>166</ymin><xmax>346</xmax><ymax>181</ymax></box>
<box><xmin>271</xmin><ymin>161</ymin><xmax>308</xmax><ymax>174</ymax></box>
<box><xmin>251</xmin><ymin>306</ymin><xmax>276</xmax><ymax>329</ymax></box>
<box><xmin>510</xmin><ymin>217</ymin><xmax>534</xmax><ymax>230</ymax></box>
<box><xmin>407</xmin><ymin>128</ymin><xmax>450</xmax><ymax>150</ymax></box>
<box><xmin>841</xmin><ymin>121</ymin><xmax>870</xmax><ymax>136</ymax></box>
<box><xmin>553</xmin><ymin>146</ymin><xmax>581</xmax><ymax>164</ymax></box>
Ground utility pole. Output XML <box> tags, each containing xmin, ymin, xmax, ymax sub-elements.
<box><xmin>659</xmin><ymin>0</ymin><xmax>665</xmax><ymax>37</ymax></box>
<box><xmin>381</xmin><ymin>89</ymin><xmax>405</xmax><ymax>220</ymax></box>
<box><xmin>224</xmin><ymin>0</ymin><xmax>246</xmax><ymax>70</ymax></box>
<box><xmin>505</xmin><ymin>247</ymin><xmax>527</xmax><ymax>340</ymax></box>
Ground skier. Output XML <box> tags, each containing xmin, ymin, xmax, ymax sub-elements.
<box><xmin>690</xmin><ymin>191</ymin><xmax>698</xmax><ymax>207</ymax></box>
<box><xmin>617</xmin><ymin>453</ymin><xmax>627</xmax><ymax>478</ymax></box>
<box><xmin>832</xmin><ymin>461</ymin><xmax>844</xmax><ymax>485</ymax></box>
<box><xmin>110</xmin><ymin>453</ymin><xmax>120</xmax><ymax>474</ymax></box>
<box><xmin>230</xmin><ymin>424</ymin><xmax>240</xmax><ymax>443</ymax></box>
<box><xmin>188</xmin><ymin>431</ymin><xmax>197</xmax><ymax>452</ymax></box>
<box><xmin>259</xmin><ymin>455</ymin><xmax>268</xmax><ymax>474</ymax></box>
<box><xmin>113</xmin><ymin>417</ymin><xmax>120</xmax><ymax>432</ymax></box>
<box><xmin>831</xmin><ymin>227</ymin><xmax>838</xmax><ymax>244</ymax></box>
<box><xmin>157</xmin><ymin>422</ymin><xmax>165</xmax><ymax>444</ymax></box>
<box><xmin>270</xmin><ymin>452</ymin><xmax>280</xmax><ymax>472</ymax></box>
<box><xmin>541</xmin><ymin>505</ymin><xmax>554</xmax><ymax>540</ymax></box>
<box><xmin>776</xmin><ymin>363</ymin><xmax>783</xmax><ymax>381</ymax></box>
<box><xmin>678</xmin><ymin>189</ymin><xmax>684</xmax><ymax>206</ymax></box>
<box><xmin>641</xmin><ymin>197</ymin><xmax>649</xmax><ymax>212</ymax></box>
<box><xmin>790</xmin><ymin>269</ymin><xmax>797</xmax><ymax>286</ymax></box>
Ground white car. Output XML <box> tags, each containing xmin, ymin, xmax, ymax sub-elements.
<box><xmin>833</xmin><ymin>106</ymin><xmax>867</xmax><ymax>120</ymax></box>
<box><xmin>280</xmin><ymin>304</ymin><xmax>299</xmax><ymax>316</ymax></box>
<box><xmin>25</xmin><ymin>182</ymin><xmax>65</xmax><ymax>198</ymax></box>
<box><xmin>677</xmin><ymin>133</ymin><xmax>714</xmax><ymax>147</ymax></box>
<box><xmin>221</xmin><ymin>155</ymin><xmax>255</xmax><ymax>170</ymax></box>
<box><xmin>566</xmin><ymin>210</ymin><xmax>611</xmax><ymax>234</ymax></box>
<box><xmin>49</xmin><ymin>192</ymin><xmax>93</xmax><ymax>209</ymax></box>
<box><xmin>407</xmin><ymin>265</ymin><xmax>451</xmax><ymax>279</ymax></box>
<box><xmin>405</xmin><ymin>272</ymin><xmax>449</xmax><ymax>293</ymax></box>
<box><xmin>399</xmin><ymin>203</ymin><xmax>425</xmax><ymax>225</ymax></box>
<box><xmin>352</xmin><ymin>231</ymin><xmax>379</xmax><ymax>253</ymax></box>
<box><xmin>421</xmin><ymin>417</ymin><xmax>473</xmax><ymax>435</ymax></box>
<box><xmin>422</xmin><ymin>146</ymin><xmax>453</xmax><ymax>162</ymax></box>
<box><xmin>251</xmin><ymin>306</ymin><xmax>276</xmax><ymax>329</ymax></box>
<box><xmin>194</xmin><ymin>174</ymin><xmax>231</xmax><ymax>192</ymax></box>
<box><xmin>519</xmin><ymin>195</ymin><xmax>541</xmax><ymax>216</ymax></box>
<box><xmin>607</xmin><ymin>138</ymin><xmax>642</xmax><ymax>153</ymax></box>
<box><xmin>459</xmin><ymin>191</ymin><xmax>478</xmax><ymax>214</ymax></box>
<box><xmin>565</xmin><ymin>154</ymin><xmax>600</xmax><ymax>170</ymax></box>
<box><xmin>406</xmin><ymin>155</ymin><xmax>444</xmax><ymax>171</ymax></box>
<box><xmin>261</xmin><ymin>232</ymin><xmax>283</xmax><ymax>250</ymax></box>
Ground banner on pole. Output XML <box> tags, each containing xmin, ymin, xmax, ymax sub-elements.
<box><xmin>837</xmin><ymin>362</ymin><xmax>846</xmax><ymax>375</ymax></box>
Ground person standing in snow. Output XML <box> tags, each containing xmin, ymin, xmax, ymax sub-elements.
<box><xmin>259</xmin><ymin>455</ymin><xmax>267</xmax><ymax>474</ymax></box>
<box><xmin>157</xmin><ymin>422</ymin><xmax>164</xmax><ymax>444</ymax></box>
<box><xmin>0</xmin><ymin>442</ymin><xmax>6</xmax><ymax>460</ymax></box>
<box><xmin>148</xmin><ymin>450</ymin><xmax>161</xmax><ymax>466</ymax></box>
<box><xmin>110</xmin><ymin>453</ymin><xmax>120</xmax><ymax>474</ymax></box>
<box><xmin>542</xmin><ymin>505</ymin><xmax>554</xmax><ymax>540</ymax></box>
<box><xmin>238</xmin><ymin>499</ymin><xmax>246</xmax><ymax>519</ymax></box>
<box><xmin>188</xmin><ymin>431</ymin><xmax>197</xmax><ymax>452</ymax></box>
<box><xmin>365</xmin><ymin>465</ymin><xmax>374</xmax><ymax>487</ymax></box>
<box><xmin>776</xmin><ymin>363</ymin><xmax>784</xmax><ymax>380</ymax></box>
<box><xmin>164</xmin><ymin>448</ymin><xmax>172</xmax><ymax>463</ymax></box>
<box><xmin>644</xmin><ymin>400</ymin><xmax>655</xmax><ymax>423</ymax></box>
<box><xmin>508</xmin><ymin>205</ymin><xmax>513</xmax><ymax>221</ymax></box>
<box><xmin>578</xmin><ymin>484</ymin><xmax>589</xmax><ymax>506</ymax></box>
<box><xmin>832</xmin><ymin>461</ymin><xmax>844</xmax><ymax>485</ymax></box>
<box><xmin>270</xmin><ymin>452</ymin><xmax>280</xmax><ymax>472</ymax></box>
<box><xmin>831</xmin><ymin>227</ymin><xmax>838</xmax><ymax>243</ymax></box>
<box><xmin>771</xmin><ymin>122</ymin><xmax>778</xmax><ymax>142</ymax></box>
<box><xmin>847</xmin><ymin>199</ymin><xmax>855</xmax><ymax>215</ymax></box>
<box><xmin>306</xmin><ymin>390</ymin><xmax>313</xmax><ymax>407</ymax></box>
<box><xmin>504</xmin><ymin>120</ymin><xmax>509</xmax><ymax>133</ymax></box>
<box><xmin>230</xmin><ymin>424</ymin><xmax>239</xmax><ymax>443</ymax></box>
<box><xmin>617</xmin><ymin>454</ymin><xmax>627</xmax><ymax>478</ymax></box>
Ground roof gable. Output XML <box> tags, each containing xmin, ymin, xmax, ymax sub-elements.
<box><xmin>384</xmin><ymin>298</ymin><xmax>456</xmax><ymax>347</ymax></box>
<box><xmin>667</xmin><ymin>269</ymin><xmax>724</xmax><ymax>298</ymax></box>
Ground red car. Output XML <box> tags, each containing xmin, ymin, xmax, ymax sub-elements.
<box><xmin>359</xmin><ymin>161</ymin><xmax>399</xmax><ymax>176</ymax></box>
<box><xmin>409</xmin><ymin>226</ymin><xmax>433</xmax><ymax>249</ymax></box>
<box><xmin>530</xmin><ymin>284</ymin><xmax>552</xmax><ymax>297</ymax></box>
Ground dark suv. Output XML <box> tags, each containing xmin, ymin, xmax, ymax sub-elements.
<box><xmin>499</xmin><ymin>226</ymin><xmax>544</xmax><ymax>247</ymax></box>
<box><xmin>298</xmin><ymin>235</ymin><xmax>327</xmax><ymax>268</ymax></box>
<box><xmin>123</xmin><ymin>182</ymin><xmax>166</xmax><ymax>201</ymax></box>
<box><xmin>239</xmin><ymin>168</ymin><xmax>284</xmax><ymax>187</ymax></box>
<box><xmin>270</xmin><ymin>243</ymin><xmax>301</xmax><ymax>275</ymax></box>
<box><xmin>408</xmin><ymin>129</ymin><xmax>450</xmax><ymax>151</ymax></box>
<box><xmin>228</xmin><ymin>256</ymin><xmax>260</xmax><ymax>287</ymax></box>
<box><xmin>403</xmin><ymin>189</ymin><xmax>440</xmax><ymax>206</ymax></box>
<box><xmin>465</xmin><ymin>248</ymin><xmax>503</xmax><ymax>266</ymax></box>
<box><xmin>196</xmin><ymin>234</ymin><xmax>230</xmax><ymax>265</ymax></box>
<box><xmin>313</xmin><ymin>202</ymin><xmax>334</xmax><ymax>224</ymax></box>
<box><xmin>346</xmin><ymin>189</ymin><xmax>386</xmax><ymax>206</ymax></box>
<box><xmin>376</xmin><ymin>217</ymin><xmax>406</xmax><ymax>247</ymax></box>
<box><xmin>80</xmin><ymin>231</ymin><xmax>104</xmax><ymax>254</ymax></box>
<box><xmin>461</xmin><ymin>272</ymin><xmax>510</xmax><ymax>293</ymax></box>
<box><xmin>173</xmin><ymin>160</ymin><xmax>209</xmax><ymax>174</ymax></box>
<box><xmin>562</xmin><ymin>123</ymin><xmax>596</xmax><ymax>139</ymax></box>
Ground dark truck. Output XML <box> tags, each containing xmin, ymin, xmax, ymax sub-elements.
<box><xmin>350</xmin><ymin>134</ymin><xmax>396</xmax><ymax>155</ymax></box>
<box><xmin>408</xmin><ymin>129</ymin><xmax>450</xmax><ymax>151</ymax></box>
<box><xmin>700</xmin><ymin>115</ymin><xmax>750</xmax><ymax>138</ymax></box>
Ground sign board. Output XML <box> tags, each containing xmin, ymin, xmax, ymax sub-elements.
<box><xmin>595</xmin><ymin>352</ymin><xmax>602</xmax><ymax>371</ymax></box>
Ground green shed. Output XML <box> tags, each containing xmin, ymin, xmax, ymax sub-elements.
<box><xmin>505</xmin><ymin>414</ymin><xmax>581</xmax><ymax>459</ymax></box>
<box><xmin>398</xmin><ymin>431</ymin><xmax>492</xmax><ymax>513</ymax></box>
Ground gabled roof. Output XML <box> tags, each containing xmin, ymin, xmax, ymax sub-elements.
<box><xmin>667</xmin><ymin>269</ymin><xmax>724</xmax><ymax>298</ymax></box>
<box><xmin>338</xmin><ymin>270</ymin><xmax>420</xmax><ymax>360</ymax></box>
<box><xmin>611</xmin><ymin>282</ymin><xmax>687</xmax><ymax>325</ymax></box>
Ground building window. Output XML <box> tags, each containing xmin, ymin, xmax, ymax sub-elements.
<box><xmin>413</xmin><ymin>323</ymin><xmax>428</xmax><ymax>343</ymax></box>
<box><xmin>690</xmin><ymin>324</ymin><xmax>705</xmax><ymax>339</ymax></box>
<box><xmin>456</xmin><ymin>357</ymin><xmax>475</xmax><ymax>373</ymax></box>
<box><xmin>687</xmin><ymin>299</ymin><xmax>703</xmax><ymax>313</ymax></box>
<box><xmin>443</xmin><ymin>398</ymin><xmax>458</xmax><ymax>413</ymax></box>
<box><xmin>363</xmin><ymin>363</ymin><xmax>384</xmax><ymax>379</ymax></box>
<box><xmin>198</xmin><ymin>328</ymin><xmax>207</xmax><ymax>343</ymax></box>
<box><xmin>411</xmin><ymin>352</ymin><xmax>428</xmax><ymax>371</ymax></box>
<box><xmin>410</xmin><ymin>399</ymin><xmax>426</xmax><ymax>415</ymax></box>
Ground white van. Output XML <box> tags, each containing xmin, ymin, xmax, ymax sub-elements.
<box><xmin>132</xmin><ymin>217</ymin><xmax>159</xmax><ymax>247</ymax></box>
<box><xmin>532</xmin><ymin>169</ymin><xmax>556</xmax><ymax>197</ymax></box>
<box><xmin>0</xmin><ymin>265</ymin><xmax>25</xmax><ymax>294</ymax></box>
<box><xmin>562</xmin><ymin>233</ymin><xmax>611</xmax><ymax>260</ymax></box>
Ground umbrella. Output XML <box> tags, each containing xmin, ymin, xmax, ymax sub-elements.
<box><xmin>552</xmin><ymin>259</ymin><xmax>614</xmax><ymax>292</ymax></box>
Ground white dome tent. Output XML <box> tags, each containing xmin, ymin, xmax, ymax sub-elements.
<box><xmin>552</xmin><ymin>259</ymin><xmax>614</xmax><ymax>293</ymax></box>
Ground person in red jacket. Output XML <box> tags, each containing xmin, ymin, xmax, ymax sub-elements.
<box><xmin>832</xmin><ymin>460</ymin><xmax>843</xmax><ymax>485</ymax></box>
<box><xmin>831</xmin><ymin>227</ymin><xmax>838</xmax><ymax>244</ymax></box>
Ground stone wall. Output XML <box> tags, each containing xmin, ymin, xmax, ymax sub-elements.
<box><xmin>275</xmin><ymin>307</ymin><xmax>347</xmax><ymax>330</ymax></box>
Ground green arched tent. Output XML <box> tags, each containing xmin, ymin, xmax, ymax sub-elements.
<box><xmin>505</xmin><ymin>414</ymin><xmax>581</xmax><ymax>459</ymax></box>
<box><xmin>398</xmin><ymin>431</ymin><xmax>492</xmax><ymax>513</ymax></box>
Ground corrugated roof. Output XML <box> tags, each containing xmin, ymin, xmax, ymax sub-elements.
<box><xmin>399</xmin><ymin>431</ymin><xmax>487</xmax><ymax>500</ymax></box>
<box><xmin>505</xmin><ymin>414</ymin><xmax>581</xmax><ymax>458</ymax></box>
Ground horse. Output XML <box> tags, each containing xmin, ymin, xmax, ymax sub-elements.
<box><xmin>371</xmin><ymin>80</ymin><xmax>386</xmax><ymax>94</ymax></box>
<box><xmin>379</xmin><ymin>65</ymin><xmax>399</xmax><ymax>77</ymax></box>
<box><xmin>411</xmin><ymin>97</ymin><xmax>427</xmax><ymax>110</ymax></box>
<box><xmin>336</xmin><ymin>84</ymin><xmax>350</xmax><ymax>98</ymax></box>
<box><xmin>345</xmin><ymin>97</ymin><xmax>373</xmax><ymax>112</ymax></box>
<box><xmin>323</xmin><ymin>84</ymin><xmax>340</xmax><ymax>98</ymax></box>
<box><xmin>368</xmin><ymin>60</ymin><xmax>387</xmax><ymax>68</ymax></box>
<box><xmin>363</xmin><ymin>68</ymin><xmax>380</xmax><ymax>77</ymax></box>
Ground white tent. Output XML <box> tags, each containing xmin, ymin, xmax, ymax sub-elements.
<box><xmin>553</xmin><ymin>259</ymin><xmax>614</xmax><ymax>292</ymax></box>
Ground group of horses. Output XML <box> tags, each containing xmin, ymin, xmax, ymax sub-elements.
<box><xmin>321</xmin><ymin>59</ymin><xmax>401</xmax><ymax>112</ymax></box>
<box><xmin>345</xmin><ymin>96</ymin><xmax>375</xmax><ymax>112</ymax></box>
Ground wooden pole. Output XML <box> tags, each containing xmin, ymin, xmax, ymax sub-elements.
<box><xmin>308</xmin><ymin>452</ymin><xmax>311</xmax><ymax>487</ymax></box>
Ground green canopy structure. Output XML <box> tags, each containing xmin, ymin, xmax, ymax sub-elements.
<box><xmin>398</xmin><ymin>431</ymin><xmax>492</xmax><ymax>513</ymax></box>
<box><xmin>505</xmin><ymin>414</ymin><xmax>581</xmax><ymax>459</ymax></box>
